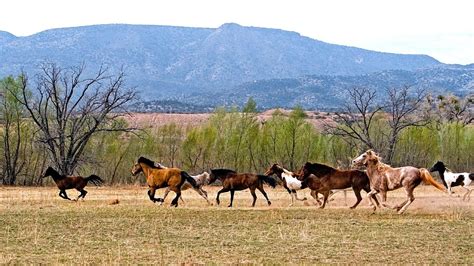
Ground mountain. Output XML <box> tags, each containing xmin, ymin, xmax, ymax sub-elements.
<box><xmin>0</xmin><ymin>23</ymin><xmax>471</xmax><ymax>111</ymax></box>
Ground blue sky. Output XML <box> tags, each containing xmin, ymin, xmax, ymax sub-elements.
<box><xmin>1</xmin><ymin>0</ymin><xmax>473</xmax><ymax>64</ymax></box>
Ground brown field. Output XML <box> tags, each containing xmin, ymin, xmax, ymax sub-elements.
<box><xmin>0</xmin><ymin>185</ymin><xmax>472</xmax><ymax>264</ymax></box>
<box><xmin>123</xmin><ymin>109</ymin><xmax>336</xmax><ymax>129</ymax></box>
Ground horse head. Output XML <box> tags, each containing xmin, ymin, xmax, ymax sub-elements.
<box><xmin>429</xmin><ymin>161</ymin><xmax>446</xmax><ymax>173</ymax></box>
<box><xmin>299</xmin><ymin>162</ymin><xmax>313</xmax><ymax>179</ymax></box>
<box><xmin>264</xmin><ymin>163</ymin><xmax>282</xmax><ymax>177</ymax></box>
<box><xmin>43</xmin><ymin>166</ymin><xmax>57</xmax><ymax>178</ymax></box>
<box><xmin>131</xmin><ymin>162</ymin><xmax>143</xmax><ymax>176</ymax></box>
<box><xmin>209</xmin><ymin>169</ymin><xmax>236</xmax><ymax>184</ymax></box>
<box><xmin>352</xmin><ymin>150</ymin><xmax>379</xmax><ymax>167</ymax></box>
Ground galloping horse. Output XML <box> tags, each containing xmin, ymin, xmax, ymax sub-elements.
<box><xmin>430</xmin><ymin>161</ymin><xmax>473</xmax><ymax>201</ymax></box>
<box><xmin>352</xmin><ymin>150</ymin><xmax>446</xmax><ymax>214</ymax></box>
<box><xmin>209</xmin><ymin>169</ymin><xmax>277</xmax><ymax>207</ymax></box>
<box><xmin>299</xmin><ymin>162</ymin><xmax>379</xmax><ymax>209</ymax></box>
<box><xmin>163</xmin><ymin>172</ymin><xmax>212</xmax><ymax>205</ymax></box>
<box><xmin>43</xmin><ymin>167</ymin><xmax>103</xmax><ymax>200</ymax></box>
<box><xmin>131</xmin><ymin>157</ymin><xmax>198</xmax><ymax>207</ymax></box>
<box><xmin>265</xmin><ymin>164</ymin><xmax>307</xmax><ymax>206</ymax></box>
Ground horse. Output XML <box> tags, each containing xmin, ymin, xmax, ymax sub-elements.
<box><xmin>264</xmin><ymin>164</ymin><xmax>308</xmax><ymax>206</ymax></box>
<box><xmin>208</xmin><ymin>169</ymin><xmax>277</xmax><ymax>207</ymax></box>
<box><xmin>352</xmin><ymin>150</ymin><xmax>446</xmax><ymax>214</ymax></box>
<box><xmin>43</xmin><ymin>166</ymin><xmax>103</xmax><ymax>200</ymax></box>
<box><xmin>163</xmin><ymin>172</ymin><xmax>212</xmax><ymax>205</ymax></box>
<box><xmin>131</xmin><ymin>156</ymin><xmax>199</xmax><ymax>207</ymax></box>
<box><xmin>299</xmin><ymin>162</ymin><xmax>379</xmax><ymax>209</ymax></box>
<box><xmin>430</xmin><ymin>161</ymin><xmax>473</xmax><ymax>201</ymax></box>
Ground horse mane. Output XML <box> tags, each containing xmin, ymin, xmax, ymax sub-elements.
<box><xmin>305</xmin><ymin>162</ymin><xmax>336</xmax><ymax>176</ymax></box>
<box><xmin>137</xmin><ymin>157</ymin><xmax>161</xmax><ymax>169</ymax></box>
<box><xmin>211</xmin><ymin>168</ymin><xmax>237</xmax><ymax>178</ymax></box>
<box><xmin>44</xmin><ymin>167</ymin><xmax>65</xmax><ymax>180</ymax></box>
<box><xmin>369</xmin><ymin>154</ymin><xmax>392</xmax><ymax>171</ymax></box>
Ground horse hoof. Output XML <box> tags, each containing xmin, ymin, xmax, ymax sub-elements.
<box><xmin>227</xmin><ymin>205</ymin><xmax>232</xmax><ymax>208</ymax></box>
<box><xmin>267</xmin><ymin>201</ymin><xmax>271</xmax><ymax>206</ymax></box>
<box><xmin>350</xmin><ymin>206</ymin><xmax>356</xmax><ymax>209</ymax></box>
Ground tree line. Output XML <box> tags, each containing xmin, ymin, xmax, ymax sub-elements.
<box><xmin>0</xmin><ymin>63</ymin><xmax>473</xmax><ymax>185</ymax></box>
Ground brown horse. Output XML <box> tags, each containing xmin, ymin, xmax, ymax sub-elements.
<box><xmin>298</xmin><ymin>162</ymin><xmax>379</xmax><ymax>209</ymax></box>
<box><xmin>131</xmin><ymin>157</ymin><xmax>198</xmax><ymax>207</ymax></box>
<box><xmin>209</xmin><ymin>169</ymin><xmax>277</xmax><ymax>207</ymax></box>
<box><xmin>43</xmin><ymin>167</ymin><xmax>103</xmax><ymax>200</ymax></box>
<box><xmin>352</xmin><ymin>150</ymin><xmax>446</xmax><ymax>214</ymax></box>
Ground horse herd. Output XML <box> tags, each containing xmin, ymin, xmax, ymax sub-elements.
<box><xmin>43</xmin><ymin>150</ymin><xmax>473</xmax><ymax>214</ymax></box>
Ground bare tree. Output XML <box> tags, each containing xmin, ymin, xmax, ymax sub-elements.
<box><xmin>12</xmin><ymin>63</ymin><xmax>137</xmax><ymax>175</ymax></box>
<box><xmin>428</xmin><ymin>94</ymin><xmax>473</xmax><ymax>126</ymax></box>
<box><xmin>384</xmin><ymin>86</ymin><xmax>429</xmax><ymax>163</ymax></box>
<box><xmin>326</xmin><ymin>86</ymin><xmax>429</xmax><ymax>164</ymax></box>
<box><xmin>324</xmin><ymin>87</ymin><xmax>382</xmax><ymax>151</ymax></box>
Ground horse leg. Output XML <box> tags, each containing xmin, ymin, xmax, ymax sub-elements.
<box><xmin>229</xmin><ymin>189</ymin><xmax>235</xmax><ymax>207</ymax></box>
<box><xmin>462</xmin><ymin>186</ymin><xmax>472</xmax><ymax>201</ymax></box>
<box><xmin>366</xmin><ymin>190</ymin><xmax>378</xmax><ymax>211</ymax></box>
<box><xmin>77</xmin><ymin>189</ymin><xmax>87</xmax><ymax>200</ymax></box>
<box><xmin>319</xmin><ymin>190</ymin><xmax>330</xmax><ymax>209</ymax></box>
<box><xmin>216</xmin><ymin>188</ymin><xmax>229</xmax><ymax>206</ymax></box>
<box><xmin>148</xmin><ymin>187</ymin><xmax>163</xmax><ymax>203</ymax></box>
<box><xmin>289</xmin><ymin>191</ymin><xmax>295</xmax><ymax>207</ymax></box>
<box><xmin>379</xmin><ymin>190</ymin><xmax>394</xmax><ymax>209</ymax></box>
<box><xmin>257</xmin><ymin>186</ymin><xmax>271</xmax><ymax>206</ymax></box>
<box><xmin>194</xmin><ymin>188</ymin><xmax>212</xmax><ymax>205</ymax></box>
<box><xmin>310</xmin><ymin>190</ymin><xmax>322</xmax><ymax>206</ymax></box>
<box><xmin>59</xmin><ymin>190</ymin><xmax>72</xmax><ymax>200</ymax></box>
<box><xmin>249</xmin><ymin>189</ymin><xmax>258</xmax><ymax>207</ymax></box>
<box><xmin>170</xmin><ymin>190</ymin><xmax>181</xmax><ymax>207</ymax></box>
<box><xmin>350</xmin><ymin>188</ymin><xmax>362</xmax><ymax>209</ymax></box>
<box><xmin>294</xmin><ymin>189</ymin><xmax>307</xmax><ymax>201</ymax></box>
<box><xmin>397</xmin><ymin>188</ymin><xmax>415</xmax><ymax>214</ymax></box>
<box><xmin>161</xmin><ymin>187</ymin><xmax>171</xmax><ymax>205</ymax></box>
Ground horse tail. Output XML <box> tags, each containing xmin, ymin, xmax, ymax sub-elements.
<box><xmin>419</xmin><ymin>168</ymin><xmax>446</xmax><ymax>193</ymax></box>
<box><xmin>85</xmin><ymin>175</ymin><xmax>104</xmax><ymax>186</ymax></box>
<box><xmin>258</xmin><ymin>175</ymin><xmax>277</xmax><ymax>188</ymax></box>
<box><xmin>181</xmin><ymin>171</ymin><xmax>199</xmax><ymax>189</ymax></box>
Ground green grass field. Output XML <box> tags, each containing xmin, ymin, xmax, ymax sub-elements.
<box><xmin>0</xmin><ymin>186</ymin><xmax>472</xmax><ymax>264</ymax></box>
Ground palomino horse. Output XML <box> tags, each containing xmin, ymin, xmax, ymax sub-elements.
<box><xmin>298</xmin><ymin>162</ymin><xmax>379</xmax><ymax>209</ymax></box>
<box><xmin>352</xmin><ymin>150</ymin><xmax>446</xmax><ymax>214</ymax></box>
<box><xmin>264</xmin><ymin>164</ymin><xmax>308</xmax><ymax>206</ymax></box>
<box><xmin>208</xmin><ymin>169</ymin><xmax>277</xmax><ymax>207</ymax></box>
<box><xmin>43</xmin><ymin>167</ymin><xmax>103</xmax><ymax>200</ymax></box>
<box><xmin>131</xmin><ymin>157</ymin><xmax>198</xmax><ymax>207</ymax></box>
<box><xmin>430</xmin><ymin>161</ymin><xmax>473</xmax><ymax>201</ymax></box>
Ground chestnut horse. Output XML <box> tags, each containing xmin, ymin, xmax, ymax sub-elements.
<box><xmin>131</xmin><ymin>157</ymin><xmax>198</xmax><ymax>207</ymax></box>
<box><xmin>43</xmin><ymin>167</ymin><xmax>103</xmax><ymax>200</ymax></box>
<box><xmin>298</xmin><ymin>162</ymin><xmax>379</xmax><ymax>209</ymax></box>
<box><xmin>209</xmin><ymin>169</ymin><xmax>277</xmax><ymax>207</ymax></box>
<box><xmin>352</xmin><ymin>150</ymin><xmax>446</xmax><ymax>214</ymax></box>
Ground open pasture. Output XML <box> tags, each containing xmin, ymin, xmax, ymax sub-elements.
<box><xmin>0</xmin><ymin>186</ymin><xmax>472</xmax><ymax>264</ymax></box>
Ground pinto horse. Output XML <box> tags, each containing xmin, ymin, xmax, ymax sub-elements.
<box><xmin>209</xmin><ymin>169</ymin><xmax>277</xmax><ymax>207</ymax></box>
<box><xmin>43</xmin><ymin>167</ymin><xmax>103</xmax><ymax>200</ymax></box>
<box><xmin>298</xmin><ymin>162</ymin><xmax>379</xmax><ymax>209</ymax></box>
<box><xmin>352</xmin><ymin>150</ymin><xmax>446</xmax><ymax>214</ymax></box>
<box><xmin>131</xmin><ymin>157</ymin><xmax>198</xmax><ymax>207</ymax></box>
<box><xmin>264</xmin><ymin>164</ymin><xmax>308</xmax><ymax>206</ymax></box>
<box><xmin>430</xmin><ymin>161</ymin><xmax>473</xmax><ymax>201</ymax></box>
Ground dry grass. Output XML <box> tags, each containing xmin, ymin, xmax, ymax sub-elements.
<box><xmin>0</xmin><ymin>185</ymin><xmax>472</xmax><ymax>264</ymax></box>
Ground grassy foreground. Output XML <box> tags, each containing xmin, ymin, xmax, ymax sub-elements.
<box><xmin>0</xmin><ymin>186</ymin><xmax>472</xmax><ymax>264</ymax></box>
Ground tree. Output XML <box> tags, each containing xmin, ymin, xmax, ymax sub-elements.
<box><xmin>428</xmin><ymin>94</ymin><xmax>473</xmax><ymax>126</ymax></box>
<box><xmin>12</xmin><ymin>63</ymin><xmax>137</xmax><ymax>175</ymax></box>
<box><xmin>326</xmin><ymin>86</ymin><xmax>429</xmax><ymax>164</ymax></box>
<box><xmin>0</xmin><ymin>76</ymin><xmax>26</xmax><ymax>184</ymax></box>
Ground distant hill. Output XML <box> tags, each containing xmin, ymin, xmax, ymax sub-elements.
<box><xmin>1</xmin><ymin>23</ymin><xmax>472</xmax><ymax>111</ymax></box>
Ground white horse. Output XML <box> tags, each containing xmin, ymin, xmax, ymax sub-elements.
<box><xmin>154</xmin><ymin>163</ymin><xmax>212</xmax><ymax>205</ymax></box>
<box><xmin>430</xmin><ymin>161</ymin><xmax>473</xmax><ymax>201</ymax></box>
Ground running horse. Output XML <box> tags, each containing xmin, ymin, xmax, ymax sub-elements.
<box><xmin>43</xmin><ymin>167</ymin><xmax>103</xmax><ymax>200</ymax></box>
<box><xmin>352</xmin><ymin>150</ymin><xmax>446</xmax><ymax>214</ymax></box>
<box><xmin>298</xmin><ymin>162</ymin><xmax>379</xmax><ymax>209</ymax></box>
<box><xmin>131</xmin><ymin>157</ymin><xmax>198</xmax><ymax>207</ymax></box>
<box><xmin>264</xmin><ymin>163</ymin><xmax>308</xmax><ymax>206</ymax></box>
<box><xmin>208</xmin><ymin>169</ymin><xmax>277</xmax><ymax>207</ymax></box>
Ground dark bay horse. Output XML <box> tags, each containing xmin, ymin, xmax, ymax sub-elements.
<box><xmin>209</xmin><ymin>169</ymin><xmax>277</xmax><ymax>207</ymax></box>
<box><xmin>43</xmin><ymin>167</ymin><xmax>103</xmax><ymax>200</ymax></box>
<box><xmin>352</xmin><ymin>150</ymin><xmax>446</xmax><ymax>214</ymax></box>
<box><xmin>131</xmin><ymin>157</ymin><xmax>198</xmax><ymax>207</ymax></box>
<box><xmin>299</xmin><ymin>162</ymin><xmax>379</xmax><ymax>209</ymax></box>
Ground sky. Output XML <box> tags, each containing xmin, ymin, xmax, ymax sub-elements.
<box><xmin>1</xmin><ymin>0</ymin><xmax>473</xmax><ymax>64</ymax></box>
